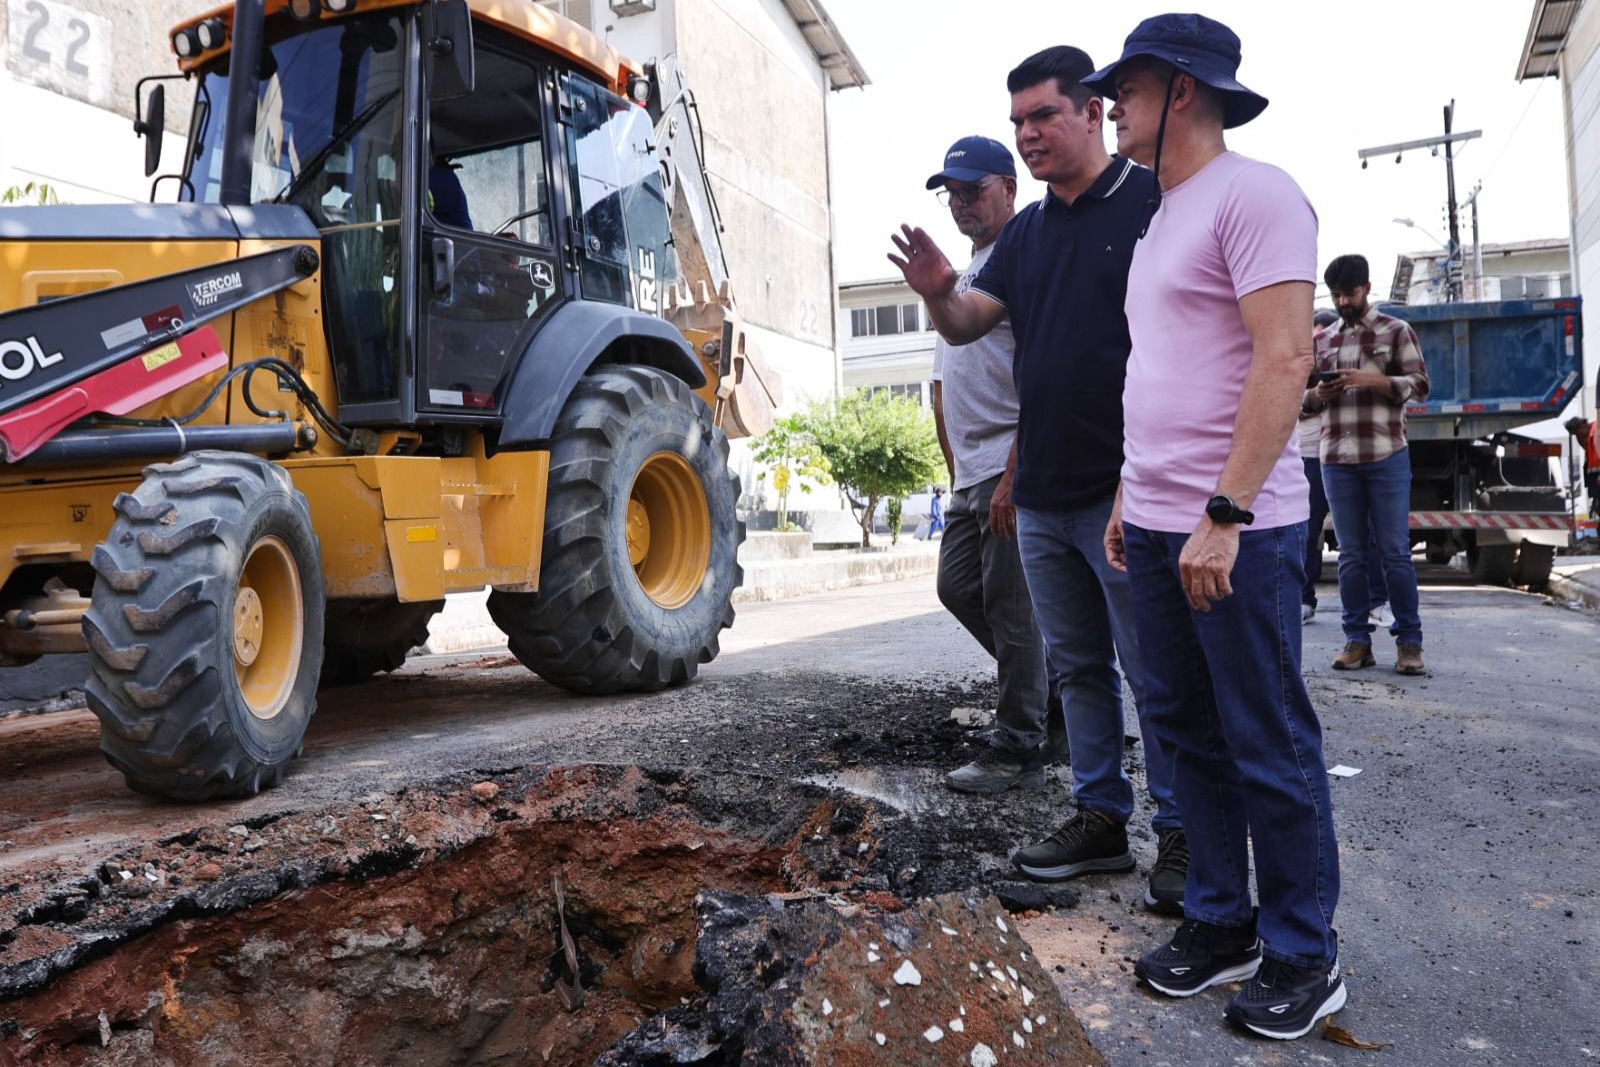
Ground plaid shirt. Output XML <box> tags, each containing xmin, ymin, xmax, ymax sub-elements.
<box><xmin>1305</xmin><ymin>306</ymin><xmax>1430</xmax><ymax>465</ymax></box>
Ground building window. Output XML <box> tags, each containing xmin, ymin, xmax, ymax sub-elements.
<box><xmin>535</xmin><ymin>0</ymin><xmax>594</xmax><ymax>28</ymax></box>
<box><xmin>867</xmin><ymin>381</ymin><xmax>932</xmax><ymax>407</ymax></box>
<box><xmin>850</xmin><ymin>303</ymin><xmax>923</xmax><ymax>337</ymax></box>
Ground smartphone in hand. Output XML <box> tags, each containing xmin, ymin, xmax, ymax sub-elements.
<box><xmin>1317</xmin><ymin>370</ymin><xmax>1342</xmax><ymax>384</ymax></box>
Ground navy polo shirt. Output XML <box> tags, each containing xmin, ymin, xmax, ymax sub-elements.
<box><xmin>970</xmin><ymin>156</ymin><xmax>1154</xmax><ymax>511</ymax></box>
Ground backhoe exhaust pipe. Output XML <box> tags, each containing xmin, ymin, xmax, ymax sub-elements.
<box><xmin>219</xmin><ymin>0</ymin><xmax>267</xmax><ymax>205</ymax></box>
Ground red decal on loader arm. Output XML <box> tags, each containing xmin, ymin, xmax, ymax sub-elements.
<box><xmin>0</xmin><ymin>327</ymin><xmax>228</xmax><ymax>462</ymax></box>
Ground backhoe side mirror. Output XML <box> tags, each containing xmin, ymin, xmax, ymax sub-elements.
<box><xmin>427</xmin><ymin>0</ymin><xmax>475</xmax><ymax>102</ymax></box>
<box><xmin>136</xmin><ymin>84</ymin><xmax>166</xmax><ymax>177</ymax></box>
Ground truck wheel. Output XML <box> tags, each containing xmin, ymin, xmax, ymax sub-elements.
<box><xmin>320</xmin><ymin>598</ymin><xmax>444</xmax><ymax>686</ymax></box>
<box><xmin>1466</xmin><ymin>542</ymin><xmax>1516</xmax><ymax>585</ymax></box>
<box><xmin>1424</xmin><ymin>545</ymin><xmax>1456</xmax><ymax>565</ymax></box>
<box><xmin>83</xmin><ymin>452</ymin><xmax>324</xmax><ymax>800</ymax></box>
<box><xmin>1511</xmin><ymin>542</ymin><xmax>1556</xmax><ymax>590</ymax></box>
<box><xmin>487</xmin><ymin>365</ymin><xmax>743</xmax><ymax>694</ymax></box>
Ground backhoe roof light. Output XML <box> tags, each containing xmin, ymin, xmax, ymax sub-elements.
<box><xmin>326</xmin><ymin>0</ymin><xmax>357</xmax><ymax>12</ymax></box>
<box><xmin>289</xmin><ymin>0</ymin><xmax>321</xmax><ymax>20</ymax></box>
<box><xmin>195</xmin><ymin>18</ymin><xmax>227</xmax><ymax>50</ymax></box>
<box><xmin>171</xmin><ymin>27</ymin><xmax>200</xmax><ymax>57</ymax></box>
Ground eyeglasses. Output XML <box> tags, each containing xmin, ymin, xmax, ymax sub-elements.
<box><xmin>935</xmin><ymin>177</ymin><xmax>1000</xmax><ymax>207</ymax></box>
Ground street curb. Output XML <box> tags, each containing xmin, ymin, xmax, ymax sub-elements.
<box><xmin>1548</xmin><ymin>572</ymin><xmax>1600</xmax><ymax>610</ymax></box>
<box><xmin>423</xmin><ymin>542</ymin><xmax>942</xmax><ymax>655</ymax></box>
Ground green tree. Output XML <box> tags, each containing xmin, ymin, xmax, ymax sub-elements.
<box><xmin>749</xmin><ymin>412</ymin><xmax>832</xmax><ymax>532</ymax></box>
<box><xmin>1</xmin><ymin>182</ymin><xmax>59</xmax><ymax>205</ymax></box>
<box><xmin>802</xmin><ymin>389</ymin><xmax>943</xmax><ymax>548</ymax></box>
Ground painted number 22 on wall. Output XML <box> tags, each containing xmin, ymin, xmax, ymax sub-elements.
<box><xmin>6</xmin><ymin>0</ymin><xmax>110</xmax><ymax>109</ymax></box>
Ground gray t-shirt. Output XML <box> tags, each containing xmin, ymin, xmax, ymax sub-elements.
<box><xmin>932</xmin><ymin>242</ymin><xmax>1019</xmax><ymax>490</ymax></box>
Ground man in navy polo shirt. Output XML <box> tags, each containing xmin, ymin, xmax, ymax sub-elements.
<box><xmin>889</xmin><ymin>45</ymin><xmax>1185</xmax><ymax>914</ymax></box>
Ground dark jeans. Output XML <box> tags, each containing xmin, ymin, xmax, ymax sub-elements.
<box><xmin>1125</xmin><ymin>521</ymin><xmax>1340</xmax><ymax>967</ymax></box>
<box><xmin>1303</xmin><ymin>455</ymin><xmax>1386</xmax><ymax>612</ymax></box>
<box><xmin>937</xmin><ymin>476</ymin><xmax>1053</xmax><ymax>755</ymax></box>
<box><xmin>1323</xmin><ymin>448</ymin><xmax>1423</xmax><ymax>646</ymax></box>
<box><xmin>1016</xmin><ymin>498</ymin><xmax>1179</xmax><ymax>832</ymax></box>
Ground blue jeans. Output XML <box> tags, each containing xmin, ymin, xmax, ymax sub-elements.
<box><xmin>1124</xmin><ymin>521</ymin><xmax>1340</xmax><ymax>968</ymax></box>
<box><xmin>1015</xmin><ymin>499</ymin><xmax>1179</xmax><ymax>832</ymax></box>
<box><xmin>1322</xmin><ymin>448</ymin><xmax>1422</xmax><ymax>646</ymax></box>
<box><xmin>1303</xmin><ymin>456</ymin><xmax>1387</xmax><ymax>612</ymax></box>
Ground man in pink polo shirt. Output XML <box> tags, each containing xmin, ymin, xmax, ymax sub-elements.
<box><xmin>1082</xmin><ymin>13</ymin><xmax>1344</xmax><ymax>1042</ymax></box>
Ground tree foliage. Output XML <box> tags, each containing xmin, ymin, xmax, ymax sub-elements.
<box><xmin>1</xmin><ymin>182</ymin><xmax>59</xmax><ymax>205</ymax></box>
<box><xmin>801</xmin><ymin>389</ymin><xmax>943</xmax><ymax>548</ymax></box>
<box><xmin>749</xmin><ymin>412</ymin><xmax>831</xmax><ymax>532</ymax></box>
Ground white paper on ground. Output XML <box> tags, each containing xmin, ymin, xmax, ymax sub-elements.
<box><xmin>1327</xmin><ymin>764</ymin><xmax>1363</xmax><ymax>777</ymax></box>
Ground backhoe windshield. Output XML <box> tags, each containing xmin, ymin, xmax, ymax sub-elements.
<box><xmin>186</xmin><ymin>14</ymin><xmax>405</xmax><ymax>205</ymax></box>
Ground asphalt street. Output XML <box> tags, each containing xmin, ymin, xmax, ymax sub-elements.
<box><xmin>1</xmin><ymin>563</ymin><xmax>1597</xmax><ymax>1065</ymax></box>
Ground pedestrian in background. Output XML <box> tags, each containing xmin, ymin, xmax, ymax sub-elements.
<box><xmin>918</xmin><ymin>136</ymin><xmax>1063</xmax><ymax>794</ymax></box>
<box><xmin>1300</xmin><ymin>308</ymin><xmax>1340</xmax><ymax>623</ymax></box>
<box><xmin>928</xmin><ymin>486</ymin><xmax>947</xmax><ymax>537</ymax></box>
<box><xmin>1567</xmin><ymin>414</ymin><xmax>1600</xmax><ymax>508</ymax></box>
<box><xmin>1305</xmin><ymin>254</ymin><xmax>1430</xmax><ymax>676</ymax></box>
<box><xmin>1086</xmin><ymin>12</ymin><xmax>1346</xmax><ymax>1039</ymax></box>
<box><xmin>890</xmin><ymin>47</ymin><xmax>1186</xmax><ymax>915</ymax></box>
<box><xmin>1303</xmin><ymin>309</ymin><xmax>1389</xmax><ymax>626</ymax></box>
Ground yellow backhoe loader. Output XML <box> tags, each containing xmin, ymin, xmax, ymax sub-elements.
<box><xmin>0</xmin><ymin>0</ymin><xmax>778</xmax><ymax>800</ymax></box>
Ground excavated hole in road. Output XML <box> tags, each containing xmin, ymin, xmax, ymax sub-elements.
<box><xmin>2</xmin><ymin>763</ymin><xmax>1015</xmax><ymax>1067</ymax></box>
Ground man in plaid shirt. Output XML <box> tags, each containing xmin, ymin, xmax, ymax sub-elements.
<box><xmin>1303</xmin><ymin>254</ymin><xmax>1430</xmax><ymax>675</ymax></box>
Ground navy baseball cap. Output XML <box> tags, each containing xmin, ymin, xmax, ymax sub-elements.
<box><xmin>925</xmin><ymin>136</ymin><xmax>1016</xmax><ymax>190</ymax></box>
<box><xmin>1081</xmin><ymin>13</ymin><xmax>1268</xmax><ymax>129</ymax></box>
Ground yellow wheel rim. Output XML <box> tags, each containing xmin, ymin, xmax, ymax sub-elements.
<box><xmin>627</xmin><ymin>451</ymin><xmax>711</xmax><ymax>610</ymax></box>
<box><xmin>233</xmin><ymin>535</ymin><xmax>304</xmax><ymax>721</ymax></box>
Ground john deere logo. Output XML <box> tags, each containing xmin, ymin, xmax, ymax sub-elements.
<box><xmin>188</xmin><ymin>271</ymin><xmax>244</xmax><ymax>309</ymax></box>
<box><xmin>0</xmin><ymin>335</ymin><xmax>65</xmax><ymax>385</ymax></box>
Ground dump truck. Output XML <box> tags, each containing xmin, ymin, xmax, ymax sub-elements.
<box><xmin>0</xmin><ymin>0</ymin><xmax>778</xmax><ymax>800</ymax></box>
<box><xmin>1383</xmin><ymin>296</ymin><xmax>1583</xmax><ymax>588</ymax></box>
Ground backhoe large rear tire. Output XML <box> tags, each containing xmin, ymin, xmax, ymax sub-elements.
<box><xmin>83</xmin><ymin>452</ymin><xmax>324</xmax><ymax>800</ymax></box>
<box><xmin>488</xmin><ymin>366</ymin><xmax>742</xmax><ymax>694</ymax></box>
<box><xmin>320</xmin><ymin>598</ymin><xmax>444</xmax><ymax>686</ymax></box>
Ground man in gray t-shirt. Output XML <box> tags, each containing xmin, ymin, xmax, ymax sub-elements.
<box><xmin>926</xmin><ymin>136</ymin><xmax>1062</xmax><ymax>793</ymax></box>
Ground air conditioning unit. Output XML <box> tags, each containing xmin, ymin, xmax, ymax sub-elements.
<box><xmin>610</xmin><ymin>0</ymin><xmax>656</xmax><ymax>14</ymax></box>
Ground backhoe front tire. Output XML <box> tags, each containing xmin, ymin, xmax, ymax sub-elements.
<box><xmin>83</xmin><ymin>452</ymin><xmax>324</xmax><ymax>800</ymax></box>
<box><xmin>488</xmin><ymin>366</ymin><xmax>742</xmax><ymax>694</ymax></box>
<box><xmin>320</xmin><ymin>598</ymin><xmax>444</xmax><ymax>686</ymax></box>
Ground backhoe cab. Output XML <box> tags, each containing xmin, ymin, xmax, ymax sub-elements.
<box><xmin>0</xmin><ymin>0</ymin><xmax>777</xmax><ymax>800</ymax></box>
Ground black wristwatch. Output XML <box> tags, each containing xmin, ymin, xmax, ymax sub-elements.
<box><xmin>1205</xmin><ymin>494</ymin><xmax>1255</xmax><ymax>526</ymax></box>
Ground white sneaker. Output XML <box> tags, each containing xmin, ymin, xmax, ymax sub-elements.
<box><xmin>1369</xmin><ymin>603</ymin><xmax>1395</xmax><ymax>631</ymax></box>
<box><xmin>1301</xmin><ymin>603</ymin><xmax>1316</xmax><ymax>624</ymax></box>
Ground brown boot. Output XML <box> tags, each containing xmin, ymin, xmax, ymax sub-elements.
<box><xmin>1395</xmin><ymin>642</ymin><xmax>1425</xmax><ymax>676</ymax></box>
<box><xmin>1331</xmin><ymin>641</ymin><xmax>1375</xmax><ymax>670</ymax></box>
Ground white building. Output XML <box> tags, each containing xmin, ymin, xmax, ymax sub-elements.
<box><xmin>1519</xmin><ymin>0</ymin><xmax>1600</xmax><ymax>422</ymax></box>
<box><xmin>540</xmin><ymin>0</ymin><xmax>866</xmax><ymax>416</ymax></box>
<box><xmin>838</xmin><ymin>276</ymin><xmax>936</xmax><ymax>407</ymax></box>
<box><xmin>1392</xmin><ymin>237</ymin><xmax>1574</xmax><ymax>305</ymax></box>
<box><xmin>0</xmin><ymin>0</ymin><xmax>195</xmax><ymax>202</ymax></box>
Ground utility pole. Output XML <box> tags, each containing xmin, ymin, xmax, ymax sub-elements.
<box><xmin>1462</xmin><ymin>182</ymin><xmax>1483</xmax><ymax>299</ymax></box>
<box><xmin>1442</xmin><ymin>101</ymin><xmax>1464</xmax><ymax>301</ymax></box>
<box><xmin>1358</xmin><ymin>103</ymin><xmax>1482</xmax><ymax>302</ymax></box>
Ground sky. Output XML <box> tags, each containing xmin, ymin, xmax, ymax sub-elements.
<box><xmin>823</xmin><ymin>0</ymin><xmax>1571</xmax><ymax>303</ymax></box>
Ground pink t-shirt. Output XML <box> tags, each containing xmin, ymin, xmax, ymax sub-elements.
<box><xmin>1121</xmin><ymin>152</ymin><xmax>1316</xmax><ymax>533</ymax></box>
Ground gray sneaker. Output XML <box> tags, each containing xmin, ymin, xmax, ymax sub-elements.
<box><xmin>1011</xmin><ymin>811</ymin><xmax>1134</xmax><ymax>880</ymax></box>
<box><xmin>945</xmin><ymin>750</ymin><xmax>1047</xmax><ymax>794</ymax></box>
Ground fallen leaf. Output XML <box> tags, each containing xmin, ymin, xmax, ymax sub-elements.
<box><xmin>1324</xmin><ymin>1020</ymin><xmax>1388</xmax><ymax>1050</ymax></box>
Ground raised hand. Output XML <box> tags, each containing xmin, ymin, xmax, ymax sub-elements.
<box><xmin>888</xmin><ymin>225</ymin><xmax>958</xmax><ymax>301</ymax></box>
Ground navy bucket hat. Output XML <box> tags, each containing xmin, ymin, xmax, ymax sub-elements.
<box><xmin>926</xmin><ymin>135</ymin><xmax>1016</xmax><ymax>190</ymax></box>
<box><xmin>1081</xmin><ymin>13</ymin><xmax>1268</xmax><ymax>129</ymax></box>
